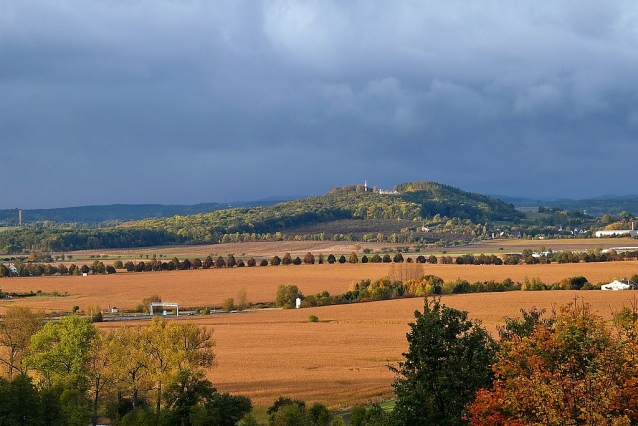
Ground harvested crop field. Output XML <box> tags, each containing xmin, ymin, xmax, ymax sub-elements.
<box><xmin>1</xmin><ymin>261</ymin><xmax>638</xmax><ymax>313</ymax></box>
<box><xmin>3</xmin><ymin>258</ymin><xmax>638</xmax><ymax>409</ymax></box>
<box><xmin>100</xmin><ymin>290</ymin><xmax>638</xmax><ymax>409</ymax></box>
<box><xmin>67</xmin><ymin>237</ymin><xmax>638</xmax><ymax>260</ymax></box>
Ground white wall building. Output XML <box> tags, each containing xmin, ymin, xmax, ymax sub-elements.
<box><xmin>596</xmin><ymin>222</ymin><xmax>638</xmax><ymax>238</ymax></box>
<box><xmin>601</xmin><ymin>279</ymin><xmax>638</xmax><ymax>290</ymax></box>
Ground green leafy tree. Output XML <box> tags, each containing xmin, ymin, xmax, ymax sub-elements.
<box><xmin>28</xmin><ymin>315</ymin><xmax>98</xmax><ymax>391</ymax></box>
<box><xmin>268</xmin><ymin>397</ymin><xmax>307</xmax><ymax>426</ymax></box>
<box><xmin>390</xmin><ymin>297</ymin><xmax>496</xmax><ymax>426</ymax></box>
<box><xmin>0</xmin><ymin>374</ymin><xmax>44</xmax><ymax>425</ymax></box>
<box><xmin>351</xmin><ymin>404</ymin><xmax>392</xmax><ymax>426</ymax></box>
<box><xmin>276</xmin><ymin>285</ymin><xmax>302</xmax><ymax>309</ymax></box>
<box><xmin>163</xmin><ymin>370</ymin><xmax>217</xmax><ymax>425</ymax></box>
<box><xmin>190</xmin><ymin>391</ymin><xmax>253</xmax><ymax>426</ymax></box>
<box><xmin>91</xmin><ymin>261</ymin><xmax>105</xmax><ymax>274</ymax></box>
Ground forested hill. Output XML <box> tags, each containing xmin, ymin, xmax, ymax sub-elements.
<box><xmin>0</xmin><ymin>182</ymin><xmax>522</xmax><ymax>252</ymax></box>
<box><xmin>128</xmin><ymin>181</ymin><xmax>522</xmax><ymax>242</ymax></box>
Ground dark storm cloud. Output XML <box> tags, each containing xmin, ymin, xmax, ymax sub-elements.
<box><xmin>2</xmin><ymin>1</ymin><xmax>638</xmax><ymax>208</ymax></box>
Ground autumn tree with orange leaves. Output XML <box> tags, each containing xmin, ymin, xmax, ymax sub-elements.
<box><xmin>467</xmin><ymin>301</ymin><xmax>638</xmax><ymax>426</ymax></box>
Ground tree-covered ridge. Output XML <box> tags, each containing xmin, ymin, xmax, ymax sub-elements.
<box><xmin>395</xmin><ymin>181</ymin><xmax>523</xmax><ymax>222</ymax></box>
<box><xmin>132</xmin><ymin>181</ymin><xmax>522</xmax><ymax>239</ymax></box>
<box><xmin>0</xmin><ymin>181</ymin><xmax>525</xmax><ymax>252</ymax></box>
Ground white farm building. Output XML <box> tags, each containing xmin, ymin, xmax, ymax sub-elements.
<box><xmin>601</xmin><ymin>279</ymin><xmax>638</xmax><ymax>291</ymax></box>
<box><xmin>596</xmin><ymin>222</ymin><xmax>638</xmax><ymax>238</ymax></box>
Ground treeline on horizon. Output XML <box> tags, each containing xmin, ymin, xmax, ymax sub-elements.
<box><xmin>2</xmin><ymin>246</ymin><xmax>638</xmax><ymax>280</ymax></box>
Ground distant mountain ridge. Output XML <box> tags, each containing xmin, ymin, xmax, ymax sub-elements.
<box><xmin>495</xmin><ymin>195</ymin><xmax>638</xmax><ymax>217</ymax></box>
<box><xmin>0</xmin><ymin>198</ymin><xmax>293</xmax><ymax>226</ymax></box>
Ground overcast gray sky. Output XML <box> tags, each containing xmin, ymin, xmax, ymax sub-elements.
<box><xmin>2</xmin><ymin>1</ymin><xmax>638</xmax><ymax>209</ymax></box>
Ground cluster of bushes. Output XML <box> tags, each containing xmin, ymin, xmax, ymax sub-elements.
<box><xmin>286</xmin><ymin>272</ymin><xmax>638</xmax><ymax>310</ymax></box>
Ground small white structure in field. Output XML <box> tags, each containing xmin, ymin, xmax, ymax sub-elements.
<box><xmin>150</xmin><ymin>302</ymin><xmax>179</xmax><ymax>316</ymax></box>
<box><xmin>295</xmin><ymin>298</ymin><xmax>301</xmax><ymax>309</ymax></box>
<box><xmin>8</xmin><ymin>263</ymin><xmax>18</xmax><ymax>274</ymax></box>
<box><xmin>601</xmin><ymin>279</ymin><xmax>638</xmax><ymax>291</ymax></box>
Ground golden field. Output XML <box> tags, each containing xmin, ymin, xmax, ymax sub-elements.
<box><xmin>1</xmin><ymin>261</ymin><xmax>637</xmax><ymax>313</ymax></box>
<box><xmin>100</xmin><ymin>290</ymin><xmax>638</xmax><ymax>409</ymax></box>
<box><xmin>3</xmin><ymin>240</ymin><xmax>638</xmax><ymax>409</ymax></box>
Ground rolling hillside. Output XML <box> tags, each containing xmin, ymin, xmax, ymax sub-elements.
<box><xmin>0</xmin><ymin>181</ymin><xmax>524</xmax><ymax>252</ymax></box>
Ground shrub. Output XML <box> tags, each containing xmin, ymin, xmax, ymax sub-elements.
<box><xmin>308</xmin><ymin>315</ymin><xmax>319</xmax><ymax>323</ymax></box>
<box><xmin>222</xmin><ymin>298</ymin><xmax>235</xmax><ymax>312</ymax></box>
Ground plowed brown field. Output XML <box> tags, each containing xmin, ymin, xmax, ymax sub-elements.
<box><xmin>3</xmin><ymin>259</ymin><xmax>638</xmax><ymax>408</ymax></box>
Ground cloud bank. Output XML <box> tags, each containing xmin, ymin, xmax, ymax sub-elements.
<box><xmin>2</xmin><ymin>1</ymin><xmax>637</xmax><ymax>208</ymax></box>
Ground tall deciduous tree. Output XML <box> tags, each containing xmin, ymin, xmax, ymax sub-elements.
<box><xmin>27</xmin><ymin>315</ymin><xmax>97</xmax><ymax>391</ymax></box>
<box><xmin>86</xmin><ymin>332</ymin><xmax>116</xmax><ymax>426</ymax></box>
<box><xmin>390</xmin><ymin>297</ymin><xmax>496</xmax><ymax>426</ymax></box>
<box><xmin>0</xmin><ymin>306</ymin><xmax>44</xmax><ymax>379</ymax></box>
